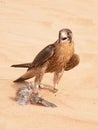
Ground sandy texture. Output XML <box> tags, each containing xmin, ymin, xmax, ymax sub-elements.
<box><xmin>0</xmin><ymin>0</ymin><xmax>98</xmax><ymax>130</ymax></box>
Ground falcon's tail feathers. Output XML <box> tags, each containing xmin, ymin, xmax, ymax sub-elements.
<box><xmin>11</xmin><ymin>63</ymin><xmax>32</xmax><ymax>68</ymax></box>
<box><xmin>13</xmin><ymin>69</ymin><xmax>35</xmax><ymax>82</ymax></box>
<box><xmin>14</xmin><ymin>77</ymin><xmax>25</xmax><ymax>82</ymax></box>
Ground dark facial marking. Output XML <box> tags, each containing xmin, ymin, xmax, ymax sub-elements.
<box><xmin>61</xmin><ymin>37</ymin><xmax>67</xmax><ymax>40</ymax></box>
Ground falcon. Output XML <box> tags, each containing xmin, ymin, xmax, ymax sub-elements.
<box><xmin>11</xmin><ymin>28</ymin><xmax>79</xmax><ymax>92</ymax></box>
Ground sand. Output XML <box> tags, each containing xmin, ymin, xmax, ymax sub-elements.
<box><xmin>0</xmin><ymin>0</ymin><xmax>98</xmax><ymax>130</ymax></box>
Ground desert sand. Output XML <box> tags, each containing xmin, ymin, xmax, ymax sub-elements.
<box><xmin>0</xmin><ymin>0</ymin><xmax>98</xmax><ymax>130</ymax></box>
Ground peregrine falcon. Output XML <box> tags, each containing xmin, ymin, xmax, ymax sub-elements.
<box><xmin>11</xmin><ymin>28</ymin><xmax>80</xmax><ymax>92</ymax></box>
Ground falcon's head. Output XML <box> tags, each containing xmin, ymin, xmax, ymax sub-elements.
<box><xmin>59</xmin><ymin>28</ymin><xmax>73</xmax><ymax>43</ymax></box>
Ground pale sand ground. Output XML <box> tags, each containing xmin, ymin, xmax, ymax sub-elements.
<box><xmin>0</xmin><ymin>0</ymin><xmax>98</xmax><ymax>130</ymax></box>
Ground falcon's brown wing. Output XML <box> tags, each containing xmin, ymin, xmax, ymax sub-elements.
<box><xmin>28</xmin><ymin>44</ymin><xmax>56</xmax><ymax>70</ymax></box>
<box><xmin>64</xmin><ymin>54</ymin><xmax>80</xmax><ymax>71</ymax></box>
<box><xmin>12</xmin><ymin>43</ymin><xmax>56</xmax><ymax>82</ymax></box>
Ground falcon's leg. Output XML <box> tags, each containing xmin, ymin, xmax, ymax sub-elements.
<box><xmin>53</xmin><ymin>69</ymin><xmax>64</xmax><ymax>93</ymax></box>
<box><xmin>34</xmin><ymin>64</ymin><xmax>48</xmax><ymax>90</ymax></box>
<box><xmin>34</xmin><ymin>73</ymin><xmax>44</xmax><ymax>92</ymax></box>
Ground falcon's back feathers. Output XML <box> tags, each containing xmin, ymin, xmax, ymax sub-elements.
<box><xmin>29</xmin><ymin>43</ymin><xmax>56</xmax><ymax>70</ymax></box>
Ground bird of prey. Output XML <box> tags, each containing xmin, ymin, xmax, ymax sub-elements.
<box><xmin>11</xmin><ymin>28</ymin><xmax>79</xmax><ymax>92</ymax></box>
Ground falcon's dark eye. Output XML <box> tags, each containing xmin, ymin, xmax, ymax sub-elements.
<box><xmin>61</xmin><ymin>37</ymin><xmax>67</xmax><ymax>40</ymax></box>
